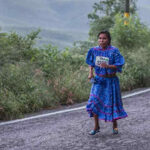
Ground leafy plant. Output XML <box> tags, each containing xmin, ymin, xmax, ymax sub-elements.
<box><xmin>111</xmin><ymin>14</ymin><xmax>150</xmax><ymax>50</ymax></box>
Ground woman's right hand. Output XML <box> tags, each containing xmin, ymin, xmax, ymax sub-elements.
<box><xmin>88</xmin><ymin>66</ymin><xmax>94</xmax><ymax>79</ymax></box>
<box><xmin>88</xmin><ymin>74</ymin><xmax>94</xmax><ymax>79</ymax></box>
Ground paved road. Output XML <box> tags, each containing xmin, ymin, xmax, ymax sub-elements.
<box><xmin>0</xmin><ymin>91</ymin><xmax>150</xmax><ymax>150</ymax></box>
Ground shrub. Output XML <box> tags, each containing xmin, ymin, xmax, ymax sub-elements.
<box><xmin>111</xmin><ymin>14</ymin><xmax>150</xmax><ymax>50</ymax></box>
<box><xmin>119</xmin><ymin>47</ymin><xmax>150</xmax><ymax>90</ymax></box>
<box><xmin>0</xmin><ymin>62</ymin><xmax>57</xmax><ymax>120</ymax></box>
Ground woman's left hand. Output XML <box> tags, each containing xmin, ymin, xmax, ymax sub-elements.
<box><xmin>100</xmin><ymin>63</ymin><xmax>109</xmax><ymax>68</ymax></box>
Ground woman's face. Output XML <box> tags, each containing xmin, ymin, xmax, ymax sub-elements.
<box><xmin>98</xmin><ymin>33</ymin><xmax>109</xmax><ymax>48</ymax></box>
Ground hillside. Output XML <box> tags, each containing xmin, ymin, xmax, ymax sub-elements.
<box><xmin>2</xmin><ymin>26</ymin><xmax>88</xmax><ymax>49</ymax></box>
<box><xmin>0</xmin><ymin>0</ymin><xmax>100</xmax><ymax>48</ymax></box>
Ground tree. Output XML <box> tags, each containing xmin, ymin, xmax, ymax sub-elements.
<box><xmin>0</xmin><ymin>30</ymin><xmax>40</xmax><ymax>66</ymax></box>
<box><xmin>110</xmin><ymin>14</ymin><xmax>150</xmax><ymax>50</ymax></box>
<box><xmin>88</xmin><ymin>0</ymin><xmax>137</xmax><ymax>41</ymax></box>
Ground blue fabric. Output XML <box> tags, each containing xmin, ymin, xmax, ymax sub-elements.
<box><xmin>86</xmin><ymin>45</ymin><xmax>127</xmax><ymax>122</ymax></box>
<box><xmin>86</xmin><ymin>45</ymin><xmax>125</xmax><ymax>75</ymax></box>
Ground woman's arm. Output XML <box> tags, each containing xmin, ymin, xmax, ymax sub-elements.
<box><xmin>100</xmin><ymin>63</ymin><xmax>117</xmax><ymax>69</ymax></box>
<box><xmin>88</xmin><ymin>66</ymin><xmax>94</xmax><ymax>79</ymax></box>
<box><xmin>107</xmin><ymin>64</ymin><xmax>117</xmax><ymax>69</ymax></box>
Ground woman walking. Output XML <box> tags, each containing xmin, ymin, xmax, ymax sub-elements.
<box><xmin>86</xmin><ymin>30</ymin><xmax>128</xmax><ymax>135</ymax></box>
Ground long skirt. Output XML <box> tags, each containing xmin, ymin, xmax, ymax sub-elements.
<box><xmin>86</xmin><ymin>76</ymin><xmax>128</xmax><ymax>122</ymax></box>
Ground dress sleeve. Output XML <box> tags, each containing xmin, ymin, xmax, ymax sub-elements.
<box><xmin>86</xmin><ymin>48</ymin><xmax>95</xmax><ymax>67</ymax></box>
<box><xmin>113</xmin><ymin>48</ymin><xmax>125</xmax><ymax>72</ymax></box>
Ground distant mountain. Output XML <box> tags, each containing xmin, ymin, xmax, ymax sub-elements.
<box><xmin>0</xmin><ymin>0</ymin><xmax>99</xmax><ymax>31</ymax></box>
<box><xmin>0</xmin><ymin>0</ymin><xmax>100</xmax><ymax>48</ymax></box>
<box><xmin>0</xmin><ymin>0</ymin><xmax>150</xmax><ymax>48</ymax></box>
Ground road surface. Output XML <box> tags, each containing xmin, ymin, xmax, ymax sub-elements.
<box><xmin>0</xmin><ymin>90</ymin><xmax>150</xmax><ymax>150</ymax></box>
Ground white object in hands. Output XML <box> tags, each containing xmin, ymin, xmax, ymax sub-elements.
<box><xmin>95</xmin><ymin>56</ymin><xmax>109</xmax><ymax>67</ymax></box>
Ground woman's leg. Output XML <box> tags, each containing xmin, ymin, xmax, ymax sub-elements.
<box><xmin>113</xmin><ymin>120</ymin><xmax>118</xmax><ymax>134</ymax></box>
<box><xmin>113</xmin><ymin>120</ymin><xmax>118</xmax><ymax>129</ymax></box>
<box><xmin>89</xmin><ymin>114</ymin><xmax>100</xmax><ymax>135</ymax></box>
<box><xmin>94</xmin><ymin>114</ymin><xmax>100</xmax><ymax>130</ymax></box>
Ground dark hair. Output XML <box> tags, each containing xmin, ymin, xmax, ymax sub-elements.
<box><xmin>97</xmin><ymin>30</ymin><xmax>111</xmax><ymax>45</ymax></box>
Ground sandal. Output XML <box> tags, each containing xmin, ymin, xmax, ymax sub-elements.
<box><xmin>89</xmin><ymin>127</ymin><xmax>100</xmax><ymax>135</ymax></box>
<box><xmin>113</xmin><ymin>128</ymin><xmax>118</xmax><ymax>134</ymax></box>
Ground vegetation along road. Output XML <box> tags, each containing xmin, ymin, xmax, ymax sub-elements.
<box><xmin>0</xmin><ymin>89</ymin><xmax>150</xmax><ymax>150</ymax></box>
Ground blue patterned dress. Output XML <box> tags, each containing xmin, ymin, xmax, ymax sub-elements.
<box><xmin>86</xmin><ymin>45</ymin><xmax>128</xmax><ymax>122</ymax></box>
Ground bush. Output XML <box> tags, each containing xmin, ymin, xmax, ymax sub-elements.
<box><xmin>110</xmin><ymin>14</ymin><xmax>150</xmax><ymax>50</ymax></box>
<box><xmin>0</xmin><ymin>30</ymin><xmax>40</xmax><ymax>66</ymax></box>
<box><xmin>34</xmin><ymin>45</ymin><xmax>90</xmax><ymax>105</ymax></box>
<box><xmin>119</xmin><ymin>47</ymin><xmax>150</xmax><ymax>90</ymax></box>
<box><xmin>0</xmin><ymin>62</ymin><xmax>57</xmax><ymax>120</ymax></box>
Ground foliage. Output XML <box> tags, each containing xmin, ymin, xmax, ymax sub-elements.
<box><xmin>119</xmin><ymin>47</ymin><xmax>150</xmax><ymax>90</ymax></box>
<box><xmin>33</xmin><ymin>45</ymin><xmax>90</xmax><ymax>105</ymax></box>
<box><xmin>0</xmin><ymin>62</ymin><xmax>57</xmax><ymax>120</ymax></box>
<box><xmin>110</xmin><ymin>14</ymin><xmax>150</xmax><ymax>50</ymax></box>
<box><xmin>89</xmin><ymin>16</ymin><xmax>114</xmax><ymax>41</ymax></box>
<box><xmin>88</xmin><ymin>0</ymin><xmax>137</xmax><ymax>41</ymax></box>
<box><xmin>71</xmin><ymin>41</ymin><xmax>96</xmax><ymax>55</ymax></box>
<box><xmin>0</xmin><ymin>30</ymin><xmax>40</xmax><ymax>66</ymax></box>
<box><xmin>0</xmin><ymin>31</ymin><xmax>91</xmax><ymax>120</ymax></box>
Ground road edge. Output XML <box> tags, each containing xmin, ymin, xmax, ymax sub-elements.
<box><xmin>0</xmin><ymin>88</ymin><xmax>150</xmax><ymax>126</ymax></box>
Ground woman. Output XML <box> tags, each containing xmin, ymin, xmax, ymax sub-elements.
<box><xmin>86</xmin><ymin>30</ymin><xmax>127</xmax><ymax>135</ymax></box>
